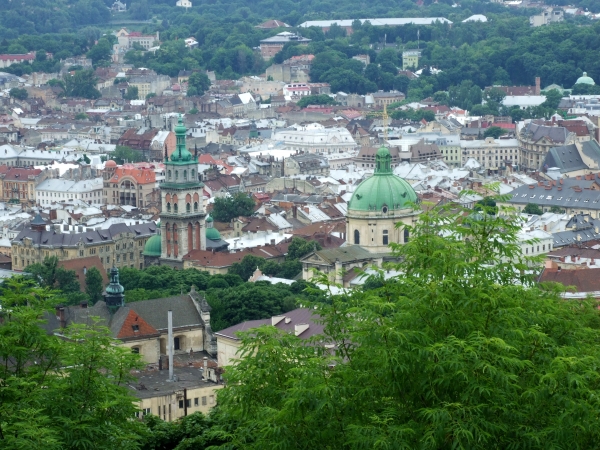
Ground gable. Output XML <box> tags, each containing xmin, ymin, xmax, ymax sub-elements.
<box><xmin>117</xmin><ymin>309</ymin><xmax>159</xmax><ymax>339</ymax></box>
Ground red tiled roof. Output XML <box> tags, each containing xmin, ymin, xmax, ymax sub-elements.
<box><xmin>117</xmin><ymin>309</ymin><xmax>159</xmax><ymax>339</ymax></box>
<box><xmin>3</xmin><ymin>167</ymin><xmax>42</xmax><ymax>181</ymax></box>
<box><xmin>539</xmin><ymin>267</ymin><xmax>600</xmax><ymax>293</ymax></box>
<box><xmin>109</xmin><ymin>165</ymin><xmax>156</xmax><ymax>184</ymax></box>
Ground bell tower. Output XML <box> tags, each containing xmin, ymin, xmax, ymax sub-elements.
<box><xmin>159</xmin><ymin>115</ymin><xmax>207</xmax><ymax>268</ymax></box>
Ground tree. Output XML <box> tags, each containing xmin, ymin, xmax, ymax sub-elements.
<box><xmin>228</xmin><ymin>255</ymin><xmax>265</xmax><ymax>282</ymax></box>
<box><xmin>86</xmin><ymin>38</ymin><xmax>112</xmax><ymax>66</ymax></box>
<box><xmin>111</xmin><ymin>145</ymin><xmax>145</xmax><ymax>164</ymax></box>
<box><xmin>85</xmin><ymin>267</ymin><xmax>104</xmax><ymax>304</ymax></box>
<box><xmin>287</xmin><ymin>237</ymin><xmax>322</xmax><ymax>260</ymax></box>
<box><xmin>483</xmin><ymin>126</ymin><xmax>505</xmax><ymax>139</ymax></box>
<box><xmin>296</xmin><ymin>94</ymin><xmax>336</xmax><ymax>108</ymax></box>
<box><xmin>64</xmin><ymin>69</ymin><xmax>101</xmax><ymax>99</ymax></box>
<box><xmin>74</xmin><ymin>112</ymin><xmax>89</xmax><ymax>120</ymax></box>
<box><xmin>550</xmin><ymin>205</ymin><xmax>564</xmax><ymax>213</ymax></box>
<box><xmin>187</xmin><ymin>72</ymin><xmax>211</xmax><ymax>97</ymax></box>
<box><xmin>541</xmin><ymin>89</ymin><xmax>563</xmax><ymax>110</ymax></box>
<box><xmin>9</xmin><ymin>87</ymin><xmax>28</xmax><ymax>100</ymax></box>
<box><xmin>0</xmin><ymin>281</ymin><xmax>144</xmax><ymax>449</ymax></box>
<box><xmin>523</xmin><ymin>202</ymin><xmax>543</xmax><ymax>215</ymax></box>
<box><xmin>211</xmin><ymin>193</ymin><xmax>255</xmax><ymax>223</ymax></box>
<box><xmin>474</xmin><ymin>196</ymin><xmax>498</xmax><ymax>214</ymax></box>
<box><xmin>124</xmin><ymin>86</ymin><xmax>139</xmax><ymax>100</ymax></box>
<box><xmin>212</xmin><ymin>195</ymin><xmax>600</xmax><ymax>449</ymax></box>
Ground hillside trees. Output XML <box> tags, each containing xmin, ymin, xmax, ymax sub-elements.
<box><xmin>0</xmin><ymin>281</ymin><xmax>145</xmax><ymax>449</ymax></box>
<box><xmin>211</xmin><ymin>196</ymin><xmax>600</xmax><ymax>449</ymax></box>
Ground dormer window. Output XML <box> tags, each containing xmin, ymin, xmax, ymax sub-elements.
<box><xmin>132</xmin><ymin>325</ymin><xmax>139</xmax><ymax>332</ymax></box>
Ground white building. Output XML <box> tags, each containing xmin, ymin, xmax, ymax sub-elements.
<box><xmin>502</xmin><ymin>95</ymin><xmax>546</xmax><ymax>110</ymax></box>
<box><xmin>36</xmin><ymin>178</ymin><xmax>104</xmax><ymax>206</ymax></box>
<box><xmin>176</xmin><ymin>0</ymin><xmax>192</xmax><ymax>7</ymax></box>
<box><xmin>460</xmin><ymin>137</ymin><xmax>520</xmax><ymax>170</ymax></box>
<box><xmin>272</xmin><ymin>124</ymin><xmax>358</xmax><ymax>154</ymax></box>
<box><xmin>283</xmin><ymin>83</ymin><xmax>311</xmax><ymax>98</ymax></box>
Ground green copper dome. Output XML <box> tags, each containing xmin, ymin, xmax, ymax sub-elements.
<box><xmin>105</xmin><ymin>266</ymin><xmax>124</xmax><ymax>295</ymax></box>
<box><xmin>169</xmin><ymin>114</ymin><xmax>193</xmax><ymax>163</ymax></box>
<box><xmin>143</xmin><ymin>234</ymin><xmax>162</xmax><ymax>257</ymax></box>
<box><xmin>349</xmin><ymin>146</ymin><xmax>418</xmax><ymax>212</ymax></box>
<box><xmin>575</xmin><ymin>71</ymin><xmax>595</xmax><ymax>85</ymax></box>
<box><xmin>205</xmin><ymin>215</ymin><xmax>221</xmax><ymax>240</ymax></box>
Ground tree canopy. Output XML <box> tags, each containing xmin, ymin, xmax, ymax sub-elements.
<box><xmin>211</xmin><ymin>193</ymin><xmax>255</xmax><ymax>223</ymax></box>
<box><xmin>210</xmin><ymin>195</ymin><xmax>600</xmax><ymax>449</ymax></box>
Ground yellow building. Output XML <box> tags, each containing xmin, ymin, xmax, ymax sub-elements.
<box><xmin>402</xmin><ymin>50</ymin><xmax>421</xmax><ymax>70</ymax></box>
<box><xmin>11</xmin><ymin>214</ymin><xmax>157</xmax><ymax>272</ymax></box>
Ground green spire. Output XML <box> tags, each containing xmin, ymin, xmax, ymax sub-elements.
<box><xmin>375</xmin><ymin>145</ymin><xmax>392</xmax><ymax>174</ymax></box>
<box><xmin>169</xmin><ymin>114</ymin><xmax>194</xmax><ymax>164</ymax></box>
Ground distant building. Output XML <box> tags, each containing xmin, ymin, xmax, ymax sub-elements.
<box><xmin>176</xmin><ymin>0</ymin><xmax>192</xmax><ymax>7</ymax></box>
<box><xmin>530</xmin><ymin>7</ymin><xmax>564</xmax><ymax>27</ymax></box>
<box><xmin>103</xmin><ymin>161</ymin><xmax>159</xmax><ymax>208</ymax></box>
<box><xmin>402</xmin><ymin>50</ymin><xmax>421</xmax><ymax>70</ymax></box>
<box><xmin>298</xmin><ymin>18</ymin><xmax>453</xmax><ymax>35</ymax></box>
<box><xmin>255</xmin><ymin>19</ymin><xmax>290</xmax><ymax>29</ymax></box>
<box><xmin>259</xmin><ymin>32</ymin><xmax>311</xmax><ymax>60</ymax></box>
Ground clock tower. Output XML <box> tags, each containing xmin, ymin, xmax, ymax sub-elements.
<box><xmin>159</xmin><ymin>115</ymin><xmax>206</xmax><ymax>267</ymax></box>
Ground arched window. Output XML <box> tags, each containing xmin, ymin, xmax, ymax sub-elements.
<box><xmin>194</xmin><ymin>201</ymin><xmax>198</xmax><ymax>212</ymax></box>
<box><xmin>175</xmin><ymin>171</ymin><xmax>179</xmax><ymax>180</ymax></box>
<box><xmin>174</xmin><ymin>203</ymin><xmax>178</xmax><ymax>213</ymax></box>
<box><xmin>354</xmin><ymin>229</ymin><xmax>360</xmax><ymax>245</ymax></box>
<box><xmin>186</xmin><ymin>203</ymin><xmax>190</xmax><ymax>213</ymax></box>
<box><xmin>191</xmin><ymin>169</ymin><xmax>195</xmax><ymax>179</ymax></box>
<box><xmin>167</xmin><ymin>170</ymin><xmax>171</xmax><ymax>180</ymax></box>
<box><xmin>183</xmin><ymin>170</ymin><xmax>187</xmax><ymax>180</ymax></box>
<box><xmin>383</xmin><ymin>230</ymin><xmax>388</xmax><ymax>245</ymax></box>
<box><xmin>404</xmin><ymin>228</ymin><xmax>409</xmax><ymax>243</ymax></box>
<box><xmin>166</xmin><ymin>202</ymin><xmax>171</xmax><ymax>212</ymax></box>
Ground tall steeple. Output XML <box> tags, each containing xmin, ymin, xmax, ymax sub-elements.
<box><xmin>159</xmin><ymin>114</ymin><xmax>207</xmax><ymax>268</ymax></box>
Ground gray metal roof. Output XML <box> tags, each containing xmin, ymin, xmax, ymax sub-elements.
<box><xmin>542</xmin><ymin>141</ymin><xmax>600</xmax><ymax>173</ymax></box>
<box><xmin>508</xmin><ymin>177</ymin><xmax>600</xmax><ymax>210</ymax></box>
<box><xmin>128</xmin><ymin>295</ymin><xmax>203</xmax><ymax>330</ymax></box>
<box><xmin>14</xmin><ymin>221</ymin><xmax>157</xmax><ymax>247</ymax></box>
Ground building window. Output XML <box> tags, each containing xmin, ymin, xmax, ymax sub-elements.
<box><xmin>167</xmin><ymin>202</ymin><xmax>171</xmax><ymax>212</ymax></box>
<box><xmin>183</xmin><ymin>170</ymin><xmax>187</xmax><ymax>180</ymax></box>
<box><xmin>202</xmin><ymin>396</ymin><xmax>207</xmax><ymax>406</ymax></box>
<box><xmin>354</xmin><ymin>229</ymin><xmax>360</xmax><ymax>245</ymax></box>
<box><xmin>174</xmin><ymin>337</ymin><xmax>181</xmax><ymax>350</ymax></box>
<box><xmin>383</xmin><ymin>230</ymin><xmax>388</xmax><ymax>246</ymax></box>
<box><xmin>186</xmin><ymin>203</ymin><xmax>190</xmax><ymax>213</ymax></box>
<box><xmin>131</xmin><ymin>347</ymin><xmax>140</xmax><ymax>354</ymax></box>
<box><xmin>179</xmin><ymin>400</ymin><xmax>184</xmax><ymax>409</ymax></box>
<box><xmin>167</xmin><ymin>170</ymin><xmax>171</xmax><ymax>179</ymax></box>
<box><xmin>194</xmin><ymin>201</ymin><xmax>198</xmax><ymax>212</ymax></box>
<box><xmin>194</xmin><ymin>398</ymin><xmax>199</xmax><ymax>406</ymax></box>
<box><xmin>403</xmin><ymin>228</ymin><xmax>409</xmax><ymax>243</ymax></box>
<box><xmin>175</xmin><ymin>171</ymin><xmax>179</xmax><ymax>180</ymax></box>
<box><xmin>174</xmin><ymin>203</ymin><xmax>178</xmax><ymax>213</ymax></box>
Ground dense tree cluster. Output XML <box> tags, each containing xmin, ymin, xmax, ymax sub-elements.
<box><xmin>211</xmin><ymin>192</ymin><xmax>255</xmax><ymax>223</ymax></box>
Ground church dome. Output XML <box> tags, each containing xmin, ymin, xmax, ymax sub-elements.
<box><xmin>575</xmin><ymin>71</ymin><xmax>595</xmax><ymax>85</ymax></box>
<box><xmin>143</xmin><ymin>234</ymin><xmax>162</xmax><ymax>257</ymax></box>
<box><xmin>105</xmin><ymin>160</ymin><xmax>117</xmax><ymax>168</ymax></box>
<box><xmin>349</xmin><ymin>146</ymin><xmax>418</xmax><ymax>213</ymax></box>
<box><xmin>205</xmin><ymin>215</ymin><xmax>221</xmax><ymax>240</ymax></box>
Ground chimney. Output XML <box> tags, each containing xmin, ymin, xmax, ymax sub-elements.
<box><xmin>202</xmin><ymin>357</ymin><xmax>208</xmax><ymax>381</ymax></box>
<box><xmin>535</xmin><ymin>76</ymin><xmax>541</xmax><ymax>95</ymax></box>
<box><xmin>168</xmin><ymin>310</ymin><xmax>174</xmax><ymax>382</ymax></box>
<box><xmin>294</xmin><ymin>323</ymin><xmax>309</xmax><ymax>336</ymax></box>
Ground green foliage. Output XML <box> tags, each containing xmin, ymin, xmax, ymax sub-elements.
<box><xmin>389</xmin><ymin>108</ymin><xmax>436</xmax><ymax>122</ymax></box>
<box><xmin>550</xmin><ymin>205</ymin><xmax>564</xmax><ymax>213</ymax></box>
<box><xmin>111</xmin><ymin>145</ymin><xmax>145</xmax><ymax>164</ymax></box>
<box><xmin>523</xmin><ymin>202</ymin><xmax>543</xmax><ymax>215</ymax></box>
<box><xmin>296</xmin><ymin>94</ymin><xmax>336</xmax><ymax>108</ymax></box>
<box><xmin>85</xmin><ymin>267</ymin><xmax>104</xmax><ymax>304</ymax></box>
<box><xmin>474</xmin><ymin>196</ymin><xmax>498</xmax><ymax>215</ymax></box>
<box><xmin>24</xmin><ymin>256</ymin><xmax>85</xmax><ymax>305</ymax></box>
<box><xmin>0</xmin><ymin>281</ymin><xmax>144</xmax><ymax>449</ymax></box>
<box><xmin>64</xmin><ymin>69</ymin><xmax>101</xmax><ymax>99</ymax></box>
<box><xmin>211</xmin><ymin>192</ymin><xmax>255</xmax><ymax>223</ymax></box>
<box><xmin>74</xmin><ymin>112</ymin><xmax>89</xmax><ymax>120</ymax></box>
<box><xmin>187</xmin><ymin>72</ymin><xmax>211</xmax><ymax>97</ymax></box>
<box><xmin>139</xmin><ymin>412</ymin><xmax>225</xmax><ymax>449</ymax></box>
<box><xmin>287</xmin><ymin>237</ymin><xmax>321</xmax><ymax>260</ymax></box>
<box><xmin>483</xmin><ymin>126</ymin><xmax>505</xmax><ymax>139</ymax></box>
<box><xmin>9</xmin><ymin>87</ymin><xmax>28</xmax><ymax>100</ymax></box>
<box><xmin>212</xmin><ymin>195</ymin><xmax>600</xmax><ymax>449</ymax></box>
<box><xmin>124</xmin><ymin>86</ymin><xmax>139</xmax><ymax>100</ymax></box>
<box><xmin>86</xmin><ymin>37</ymin><xmax>112</xmax><ymax>66</ymax></box>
